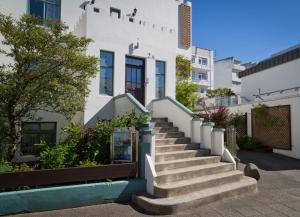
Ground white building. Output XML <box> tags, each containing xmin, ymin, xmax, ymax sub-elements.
<box><xmin>190</xmin><ymin>46</ymin><xmax>214</xmax><ymax>97</ymax></box>
<box><xmin>0</xmin><ymin>0</ymin><xmax>192</xmax><ymax>152</ymax></box>
<box><xmin>239</xmin><ymin>44</ymin><xmax>300</xmax><ymax>102</ymax></box>
<box><xmin>207</xmin><ymin>57</ymin><xmax>255</xmax><ymax>106</ymax></box>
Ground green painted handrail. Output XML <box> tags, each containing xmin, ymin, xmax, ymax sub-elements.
<box><xmin>151</xmin><ymin>96</ymin><xmax>194</xmax><ymax>117</ymax></box>
<box><xmin>114</xmin><ymin>93</ymin><xmax>149</xmax><ymax>115</ymax></box>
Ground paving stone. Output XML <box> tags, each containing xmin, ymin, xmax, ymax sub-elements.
<box><xmin>252</xmin><ymin>205</ymin><xmax>277</xmax><ymax>215</ymax></box>
<box><xmin>215</xmin><ymin>207</ymin><xmax>244</xmax><ymax>217</ymax></box>
<box><xmin>269</xmin><ymin>203</ymin><xmax>300</xmax><ymax>217</ymax></box>
<box><xmin>234</xmin><ymin>207</ymin><xmax>261</xmax><ymax>217</ymax></box>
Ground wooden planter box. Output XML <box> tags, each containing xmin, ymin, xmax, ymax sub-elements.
<box><xmin>0</xmin><ymin>163</ymin><xmax>137</xmax><ymax>188</ymax></box>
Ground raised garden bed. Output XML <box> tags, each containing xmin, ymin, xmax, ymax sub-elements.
<box><xmin>0</xmin><ymin>163</ymin><xmax>137</xmax><ymax>189</ymax></box>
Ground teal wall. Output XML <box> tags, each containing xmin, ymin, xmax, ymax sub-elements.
<box><xmin>0</xmin><ymin>179</ymin><xmax>146</xmax><ymax>216</ymax></box>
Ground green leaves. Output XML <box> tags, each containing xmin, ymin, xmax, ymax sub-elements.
<box><xmin>39</xmin><ymin>111</ymin><xmax>148</xmax><ymax>169</ymax></box>
<box><xmin>0</xmin><ymin>13</ymin><xmax>98</xmax><ymax>145</ymax></box>
<box><xmin>206</xmin><ymin>88</ymin><xmax>235</xmax><ymax>98</ymax></box>
<box><xmin>176</xmin><ymin>81</ymin><xmax>198</xmax><ymax>111</ymax></box>
<box><xmin>176</xmin><ymin>55</ymin><xmax>192</xmax><ymax>80</ymax></box>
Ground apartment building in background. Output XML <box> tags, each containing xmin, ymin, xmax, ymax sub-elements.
<box><xmin>0</xmin><ymin>0</ymin><xmax>192</xmax><ymax>153</ymax></box>
<box><xmin>190</xmin><ymin>46</ymin><xmax>214</xmax><ymax>97</ymax></box>
<box><xmin>209</xmin><ymin>57</ymin><xmax>255</xmax><ymax>106</ymax></box>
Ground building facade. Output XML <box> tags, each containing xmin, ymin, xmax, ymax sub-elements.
<box><xmin>209</xmin><ymin>57</ymin><xmax>253</xmax><ymax>106</ymax></box>
<box><xmin>0</xmin><ymin>0</ymin><xmax>192</xmax><ymax>153</ymax></box>
<box><xmin>239</xmin><ymin>45</ymin><xmax>300</xmax><ymax>102</ymax></box>
<box><xmin>190</xmin><ymin>46</ymin><xmax>214</xmax><ymax>97</ymax></box>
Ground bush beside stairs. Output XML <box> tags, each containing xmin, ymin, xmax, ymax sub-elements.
<box><xmin>133</xmin><ymin>117</ymin><xmax>257</xmax><ymax>215</ymax></box>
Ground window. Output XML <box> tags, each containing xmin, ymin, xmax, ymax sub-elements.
<box><xmin>21</xmin><ymin>122</ymin><xmax>56</xmax><ymax>154</ymax></box>
<box><xmin>94</xmin><ymin>7</ymin><xmax>100</xmax><ymax>13</ymax></box>
<box><xmin>192</xmin><ymin>55</ymin><xmax>196</xmax><ymax>63</ymax></box>
<box><xmin>29</xmin><ymin>0</ymin><xmax>61</xmax><ymax>21</ymax></box>
<box><xmin>198</xmin><ymin>57</ymin><xmax>208</xmax><ymax>66</ymax></box>
<box><xmin>199</xmin><ymin>73</ymin><xmax>208</xmax><ymax>81</ymax></box>
<box><xmin>202</xmin><ymin>58</ymin><xmax>208</xmax><ymax>66</ymax></box>
<box><xmin>198</xmin><ymin>58</ymin><xmax>202</xmax><ymax>65</ymax></box>
<box><xmin>110</xmin><ymin>7</ymin><xmax>121</xmax><ymax>19</ymax></box>
<box><xmin>192</xmin><ymin>71</ymin><xmax>196</xmax><ymax>80</ymax></box>
<box><xmin>199</xmin><ymin>87</ymin><xmax>207</xmax><ymax>94</ymax></box>
<box><xmin>100</xmin><ymin>51</ymin><xmax>114</xmax><ymax>95</ymax></box>
<box><xmin>156</xmin><ymin>61</ymin><xmax>166</xmax><ymax>98</ymax></box>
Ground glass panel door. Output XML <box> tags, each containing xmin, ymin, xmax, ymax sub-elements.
<box><xmin>125</xmin><ymin>56</ymin><xmax>145</xmax><ymax>105</ymax></box>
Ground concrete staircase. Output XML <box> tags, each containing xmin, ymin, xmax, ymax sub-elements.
<box><xmin>133</xmin><ymin>118</ymin><xmax>257</xmax><ymax>214</ymax></box>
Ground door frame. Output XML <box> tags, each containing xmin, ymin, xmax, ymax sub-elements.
<box><xmin>125</xmin><ymin>56</ymin><xmax>146</xmax><ymax>105</ymax></box>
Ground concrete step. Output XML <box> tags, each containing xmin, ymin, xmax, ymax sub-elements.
<box><xmin>155</xmin><ymin>162</ymin><xmax>234</xmax><ymax>184</ymax></box>
<box><xmin>155</xmin><ymin>149</ymin><xmax>210</xmax><ymax>162</ymax></box>
<box><xmin>155</xmin><ymin>143</ymin><xmax>199</xmax><ymax>153</ymax></box>
<box><xmin>155</xmin><ymin>122</ymin><xmax>173</xmax><ymax>127</ymax></box>
<box><xmin>155</xmin><ymin>132</ymin><xmax>185</xmax><ymax>139</ymax></box>
<box><xmin>154</xmin><ymin>170</ymin><xmax>244</xmax><ymax>198</ymax></box>
<box><xmin>154</xmin><ymin>127</ymin><xmax>179</xmax><ymax>133</ymax></box>
<box><xmin>155</xmin><ymin>155</ymin><xmax>219</xmax><ymax>172</ymax></box>
<box><xmin>151</xmin><ymin>118</ymin><xmax>168</xmax><ymax>123</ymax></box>
<box><xmin>133</xmin><ymin>176</ymin><xmax>257</xmax><ymax>215</ymax></box>
<box><xmin>155</xmin><ymin>138</ymin><xmax>191</xmax><ymax>145</ymax></box>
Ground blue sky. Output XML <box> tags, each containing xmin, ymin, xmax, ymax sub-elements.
<box><xmin>190</xmin><ymin>0</ymin><xmax>300</xmax><ymax>63</ymax></box>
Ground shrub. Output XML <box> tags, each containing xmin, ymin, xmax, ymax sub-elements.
<box><xmin>206</xmin><ymin>88</ymin><xmax>235</xmax><ymax>98</ymax></box>
<box><xmin>39</xmin><ymin>111</ymin><xmax>148</xmax><ymax>169</ymax></box>
<box><xmin>199</xmin><ymin>104</ymin><xmax>230</xmax><ymax>128</ymax></box>
<box><xmin>237</xmin><ymin>136</ymin><xmax>262</xmax><ymax>150</ymax></box>
<box><xmin>228</xmin><ymin>113</ymin><xmax>245</xmax><ymax>127</ymax></box>
<box><xmin>0</xmin><ymin>161</ymin><xmax>14</xmax><ymax>173</ymax></box>
<box><xmin>176</xmin><ymin>81</ymin><xmax>199</xmax><ymax>111</ymax></box>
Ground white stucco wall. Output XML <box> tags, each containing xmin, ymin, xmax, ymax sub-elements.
<box><xmin>228</xmin><ymin>95</ymin><xmax>300</xmax><ymax>160</ymax></box>
<box><xmin>213</xmin><ymin>58</ymin><xmax>244</xmax><ymax>95</ymax></box>
<box><xmin>84</xmin><ymin>0</ymin><xmax>181</xmax><ymax>123</ymax></box>
<box><xmin>241</xmin><ymin>59</ymin><xmax>300</xmax><ymax>101</ymax></box>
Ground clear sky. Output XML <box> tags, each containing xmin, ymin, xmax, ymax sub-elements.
<box><xmin>190</xmin><ymin>0</ymin><xmax>300</xmax><ymax>63</ymax></box>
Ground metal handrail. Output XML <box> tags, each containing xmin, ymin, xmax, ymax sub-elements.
<box><xmin>253</xmin><ymin>86</ymin><xmax>300</xmax><ymax>98</ymax></box>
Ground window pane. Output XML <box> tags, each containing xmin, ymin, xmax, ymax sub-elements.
<box><xmin>202</xmin><ymin>58</ymin><xmax>208</xmax><ymax>65</ymax></box>
<box><xmin>100</xmin><ymin>51</ymin><xmax>114</xmax><ymax>95</ymax></box>
<box><xmin>41</xmin><ymin>123</ymin><xmax>56</xmax><ymax>131</ymax></box>
<box><xmin>23</xmin><ymin>123</ymin><xmax>39</xmax><ymax>131</ymax></box>
<box><xmin>21</xmin><ymin>122</ymin><xmax>56</xmax><ymax>155</ymax></box>
<box><xmin>29</xmin><ymin>0</ymin><xmax>44</xmax><ymax>18</ymax></box>
<box><xmin>101</xmin><ymin>51</ymin><xmax>113</xmax><ymax>67</ymax></box>
<box><xmin>156</xmin><ymin>61</ymin><xmax>165</xmax><ymax>98</ymax></box>
<box><xmin>45</xmin><ymin>1</ymin><xmax>60</xmax><ymax>20</ymax></box>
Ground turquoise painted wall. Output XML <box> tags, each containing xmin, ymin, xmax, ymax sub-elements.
<box><xmin>0</xmin><ymin>179</ymin><xmax>146</xmax><ymax>216</ymax></box>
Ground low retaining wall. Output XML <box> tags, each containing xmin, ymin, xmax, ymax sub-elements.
<box><xmin>0</xmin><ymin>179</ymin><xmax>146</xmax><ymax>216</ymax></box>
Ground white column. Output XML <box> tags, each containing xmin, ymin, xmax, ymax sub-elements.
<box><xmin>191</xmin><ymin>118</ymin><xmax>204</xmax><ymax>143</ymax></box>
<box><xmin>201</xmin><ymin>122</ymin><xmax>214</xmax><ymax>150</ymax></box>
<box><xmin>212</xmin><ymin>128</ymin><xmax>225</xmax><ymax>156</ymax></box>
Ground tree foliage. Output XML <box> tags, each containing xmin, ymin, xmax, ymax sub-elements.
<box><xmin>176</xmin><ymin>55</ymin><xmax>191</xmax><ymax>80</ymax></box>
<box><xmin>176</xmin><ymin>81</ymin><xmax>198</xmax><ymax>111</ymax></box>
<box><xmin>175</xmin><ymin>55</ymin><xmax>199</xmax><ymax>111</ymax></box>
<box><xmin>0</xmin><ymin>14</ymin><xmax>98</xmax><ymax>147</ymax></box>
<box><xmin>207</xmin><ymin>88</ymin><xmax>235</xmax><ymax>98</ymax></box>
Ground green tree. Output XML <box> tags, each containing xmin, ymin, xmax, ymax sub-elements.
<box><xmin>0</xmin><ymin>14</ymin><xmax>98</xmax><ymax>148</ymax></box>
<box><xmin>175</xmin><ymin>55</ymin><xmax>198</xmax><ymax>110</ymax></box>
<box><xmin>176</xmin><ymin>55</ymin><xmax>191</xmax><ymax>80</ymax></box>
<box><xmin>176</xmin><ymin>81</ymin><xmax>198</xmax><ymax>111</ymax></box>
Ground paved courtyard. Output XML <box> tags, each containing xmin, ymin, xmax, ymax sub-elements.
<box><xmin>10</xmin><ymin>151</ymin><xmax>300</xmax><ymax>217</ymax></box>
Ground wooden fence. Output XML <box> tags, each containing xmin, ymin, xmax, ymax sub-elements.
<box><xmin>0</xmin><ymin>163</ymin><xmax>137</xmax><ymax>189</ymax></box>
